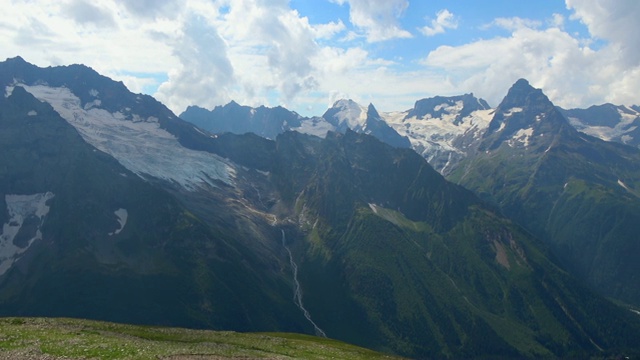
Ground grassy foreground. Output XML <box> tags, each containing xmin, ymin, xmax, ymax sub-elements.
<box><xmin>0</xmin><ymin>317</ymin><xmax>403</xmax><ymax>359</ymax></box>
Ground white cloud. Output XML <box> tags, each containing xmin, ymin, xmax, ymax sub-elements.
<box><xmin>313</xmin><ymin>20</ymin><xmax>347</xmax><ymax>39</ymax></box>
<box><xmin>62</xmin><ymin>0</ymin><xmax>117</xmax><ymax>28</ymax></box>
<box><xmin>550</xmin><ymin>13</ymin><xmax>565</xmax><ymax>29</ymax></box>
<box><xmin>422</xmin><ymin>15</ymin><xmax>640</xmax><ymax>109</ymax></box>
<box><xmin>331</xmin><ymin>0</ymin><xmax>412</xmax><ymax>42</ymax></box>
<box><xmin>115</xmin><ymin>0</ymin><xmax>179</xmax><ymax>20</ymax></box>
<box><xmin>566</xmin><ymin>0</ymin><xmax>640</xmax><ymax>66</ymax></box>
<box><xmin>420</xmin><ymin>9</ymin><xmax>458</xmax><ymax>36</ymax></box>
<box><xmin>492</xmin><ymin>17</ymin><xmax>542</xmax><ymax>31</ymax></box>
<box><xmin>3</xmin><ymin>0</ymin><xmax>638</xmax><ymax>119</ymax></box>
<box><xmin>155</xmin><ymin>15</ymin><xmax>235</xmax><ymax>113</ymax></box>
<box><xmin>216</xmin><ymin>0</ymin><xmax>323</xmax><ymax>105</ymax></box>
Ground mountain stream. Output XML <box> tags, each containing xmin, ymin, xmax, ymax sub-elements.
<box><xmin>280</xmin><ymin>230</ymin><xmax>327</xmax><ymax>337</ymax></box>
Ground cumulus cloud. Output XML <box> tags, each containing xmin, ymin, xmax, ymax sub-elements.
<box><xmin>155</xmin><ymin>16</ymin><xmax>235</xmax><ymax>113</ymax></box>
<box><xmin>115</xmin><ymin>0</ymin><xmax>179</xmax><ymax>20</ymax></box>
<box><xmin>217</xmin><ymin>0</ymin><xmax>324</xmax><ymax>105</ymax></box>
<box><xmin>332</xmin><ymin>0</ymin><xmax>412</xmax><ymax>42</ymax></box>
<box><xmin>422</xmin><ymin>12</ymin><xmax>640</xmax><ymax>109</ymax></box>
<box><xmin>566</xmin><ymin>0</ymin><xmax>640</xmax><ymax>66</ymax></box>
<box><xmin>549</xmin><ymin>13</ymin><xmax>565</xmax><ymax>29</ymax></box>
<box><xmin>62</xmin><ymin>0</ymin><xmax>116</xmax><ymax>28</ymax></box>
<box><xmin>420</xmin><ymin>9</ymin><xmax>458</xmax><ymax>36</ymax></box>
<box><xmin>313</xmin><ymin>20</ymin><xmax>347</xmax><ymax>39</ymax></box>
<box><xmin>13</xmin><ymin>17</ymin><xmax>59</xmax><ymax>47</ymax></box>
<box><xmin>492</xmin><ymin>17</ymin><xmax>542</xmax><ymax>31</ymax></box>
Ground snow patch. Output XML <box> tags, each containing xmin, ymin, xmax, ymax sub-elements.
<box><xmin>368</xmin><ymin>203</ymin><xmax>378</xmax><ymax>214</ymax></box>
<box><xmin>83</xmin><ymin>99</ymin><xmax>102</xmax><ymax>110</ymax></box>
<box><xmin>433</xmin><ymin>101</ymin><xmax>463</xmax><ymax>115</ymax></box>
<box><xmin>89</xmin><ymin>89</ymin><xmax>99</xmax><ymax>97</ymax></box>
<box><xmin>508</xmin><ymin>128</ymin><xmax>534</xmax><ymax>148</ymax></box>
<box><xmin>618</xmin><ymin>179</ymin><xmax>631</xmax><ymax>192</ymax></box>
<box><xmin>503</xmin><ymin>107</ymin><xmax>523</xmax><ymax>117</ymax></box>
<box><xmin>27</xmin><ymin>110</ymin><xmax>37</xmax><ymax>116</ymax></box>
<box><xmin>13</xmin><ymin>84</ymin><xmax>235</xmax><ymax>190</ymax></box>
<box><xmin>291</xmin><ymin>117</ymin><xmax>336</xmax><ymax>138</ymax></box>
<box><xmin>109</xmin><ymin>208</ymin><xmax>128</xmax><ymax>236</ymax></box>
<box><xmin>0</xmin><ymin>192</ymin><xmax>54</xmax><ymax>275</ymax></box>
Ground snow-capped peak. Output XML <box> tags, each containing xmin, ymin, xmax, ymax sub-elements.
<box><xmin>324</xmin><ymin>99</ymin><xmax>368</xmax><ymax>130</ymax></box>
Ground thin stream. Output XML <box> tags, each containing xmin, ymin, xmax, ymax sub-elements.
<box><xmin>281</xmin><ymin>229</ymin><xmax>327</xmax><ymax>337</ymax></box>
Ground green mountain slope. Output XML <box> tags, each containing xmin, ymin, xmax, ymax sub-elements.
<box><xmin>267</xmin><ymin>130</ymin><xmax>640</xmax><ymax>358</ymax></box>
<box><xmin>0</xmin><ymin>84</ymin><xmax>304</xmax><ymax>334</ymax></box>
<box><xmin>450</xmin><ymin>79</ymin><xmax>640</xmax><ymax>307</ymax></box>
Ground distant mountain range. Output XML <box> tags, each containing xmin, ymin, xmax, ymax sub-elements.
<box><xmin>559</xmin><ymin>104</ymin><xmax>640</xmax><ymax>147</ymax></box>
<box><xmin>181</xmin><ymin>98</ymin><xmax>411</xmax><ymax>149</ymax></box>
<box><xmin>2</xmin><ymin>56</ymin><xmax>640</xmax><ymax>359</ymax></box>
<box><xmin>182</xmin><ymin>87</ymin><xmax>640</xmax><ymax>176</ymax></box>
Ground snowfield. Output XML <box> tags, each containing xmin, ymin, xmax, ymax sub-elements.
<box><xmin>383</xmin><ymin>108</ymin><xmax>494</xmax><ymax>159</ymax></box>
<box><xmin>10</xmin><ymin>84</ymin><xmax>235</xmax><ymax>190</ymax></box>
<box><xmin>0</xmin><ymin>192</ymin><xmax>55</xmax><ymax>275</ymax></box>
<box><xmin>508</xmin><ymin>128</ymin><xmax>534</xmax><ymax>148</ymax></box>
<box><xmin>109</xmin><ymin>208</ymin><xmax>128</xmax><ymax>236</ymax></box>
<box><xmin>291</xmin><ymin>117</ymin><xmax>336</xmax><ymax>138</ymax></box>
<box><xmin>567</xmin><ymin>106</ymin><xmax>640</xmax><ymax>144</ymax></box>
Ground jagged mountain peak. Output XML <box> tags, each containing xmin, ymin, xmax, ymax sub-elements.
<box><xmin>366</xmin><ymin>103</ymin><xmax>380</xmax><ymax>118</ymax></box>
<box><xmin>4</xmin><ymin>55</ymin><xmax>28</xmax><ymax>65</ymax></box>
<box><xmin>227</xmin><ymin>99</ymin><xmax>241</xmax><ymax>107</ymax></box>
<box><xmin>497</xmin><ymin>78</ymin><xmax>550</xmax><ymax>110</ymax></box>
<box><xmin>321</xmin><ymin>100</ymin><xmax>410</xmax><ymax>148</ymax></box>
<box><xmin>481</xmin><ymin>79</ymin><xmax>573</xmax><ymax>151</ymax></box>
<box><xmin>512</xmin><ymin>77</ymin><xmax>531</xmax><ymax>88</ymax></box>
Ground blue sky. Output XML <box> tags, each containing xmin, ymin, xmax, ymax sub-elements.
<box><xmin>1</xmin><ymin>0</ymin><xmax>638</xmax><ymax>116</ymax></box>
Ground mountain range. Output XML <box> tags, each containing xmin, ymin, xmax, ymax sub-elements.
<box><xmin>449</xmin><ymin>79</ymin><xmax>640</xmax><ymax>308</ymax></box>
<box><xmin>2</xmin><ymin>56</ymin><xmax>640</xmax><ymax>359</ymax></box>
<box><xmin>180</xmin><ymin>77</ymin><xmax>640</xmax><ymax>311</ymax></box>
<box><xmin>559</xmin><ymin>103</ymin><xmax>640</xmax><ymax>148</ymax></box>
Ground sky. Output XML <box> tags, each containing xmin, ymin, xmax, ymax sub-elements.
<box><xmin>1</xmin><ymin>0</ymin><xmax>639</xmax><ymax>117</ymax></box>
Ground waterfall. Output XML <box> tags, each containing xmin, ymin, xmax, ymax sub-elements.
<box><xmin>281</xmin><ymin>229</ymin><xmax>327</xmax><ymax>337</ymax></box>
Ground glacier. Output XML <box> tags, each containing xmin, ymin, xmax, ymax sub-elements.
<box><xmin>10</xmin><ymin>84</ymin><xmax>235</xmax><ymax>190</ymax></box>
<box><xmin>383</xmin><ymin>107</ymin><xmax>494</xmax><ymax>160</ymax></box>
<box><xmin>567</xmin><ymin>107</ymin><xmax>640</xmax><ymax>144</ymax></box>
